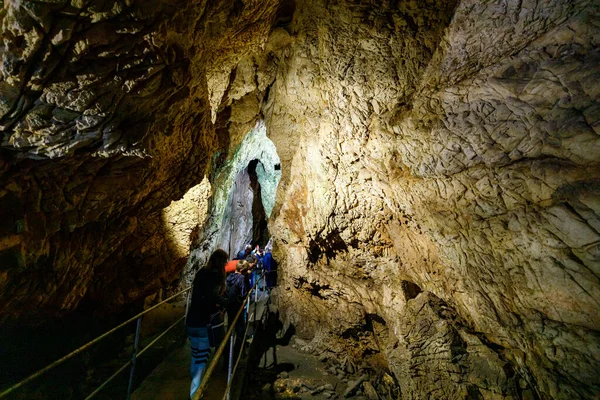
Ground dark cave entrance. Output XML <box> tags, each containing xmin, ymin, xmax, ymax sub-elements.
<box><xmin>248</xmin><ymin>159</ymin><xmax>270</xmax><ymax>247</ymax></box>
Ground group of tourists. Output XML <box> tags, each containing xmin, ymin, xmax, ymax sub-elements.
<box><xmin>184</xmin><ymin>241</ymin><xmax>276</xmax><ymax>398</ymax></box>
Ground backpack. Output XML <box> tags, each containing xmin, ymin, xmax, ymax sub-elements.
<box><xmin>226</xmin><ymin>273</ymin><xmax>246</xmax><ymax>305</ymax></box>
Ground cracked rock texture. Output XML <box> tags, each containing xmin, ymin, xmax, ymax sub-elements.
<box><xmin>265</xmin><ymin>0</ymin><xmax>600</xmax><ymax>399</ymax></box>
<box><xmin>0</xmin><ymin>0</ymin><xmax>281</xmax><ymax>323</ymax></box>
<box><xmin>1</xmin><ymin>0</ymin><xmax>599</xmax><ymax>399</ymax></box>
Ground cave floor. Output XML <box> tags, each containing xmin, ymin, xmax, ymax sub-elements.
<box><xmin>130</xmin><ymin>344</ymin><xmax>228</xmax><ymax>400</ymax></box>
<box><xmin>245</xmin><ymin>338</ymin><xmax>369</xmax><ymax>400</ymax></box>
<box><xmin>128</xmin><ymin>336</ymin><xmax>376</xmax><ymax>400</ymax></box>
<box><xmin>129</xmin><ymin>294</ymin><xmax>373</xmax><ymax>400</ymax></box>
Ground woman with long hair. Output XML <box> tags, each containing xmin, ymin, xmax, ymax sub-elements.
<box><xmin>185</xmin><ymin>249</ymin><xmax>229</xmax><ymax>398</ymax></box>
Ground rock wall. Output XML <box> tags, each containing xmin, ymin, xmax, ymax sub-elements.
<box><xmin>0</xmin><ymin>0</ymin><xmax>282</xmax><ymax>324</ymax></box>
<box><xmin>217</xmin><ymin>165</ymin><xmax>254</xmax><ymax>258</ymax></box>
<box><xmin>1</xmin><ymin>0</ymin><xmax>599</xmax><ymax>398</ymax></box>
<box><xmin>265</xmin><ymin>0</ymin><xmax>600</xmax><ymax>399</ymax></box>
<box><xmin>162</xmin><ymin>178</ymin><xmax>212</xmax><ymax>259</ymax></box>
<box><xmin>185</xmin><ymin>120</ymin><xmax>282</xmax><ymax>278</ymax></box>
<box><xmin>214</xmin><ymin>159</ymin><xmax>273</xmax><ymax>259</ymax></box>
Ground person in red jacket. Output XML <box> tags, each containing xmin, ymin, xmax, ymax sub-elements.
<box><xmin>226</xmin><ymin>260</ymin><xmax>250</xmax><ymax>358</ymax></box>
<box><xmin>225</xmin><ymin>259</ymin><xmax>238</xmax><ymax>275</ymax></box>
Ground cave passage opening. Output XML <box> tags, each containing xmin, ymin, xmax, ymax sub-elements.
<box><xmin>212</xmin><ymin>121</ymin><xmax>282</xmax><ymax>259</ymax></box>
<box><xmin>248</xmin><ymin>158</ymin><xmax>270</xmax><ymax>247</ymax></box>
<box><xmin>218</xmin><ymin>158</ymin><xmax>271</xmax><ymax>257</ymax></box>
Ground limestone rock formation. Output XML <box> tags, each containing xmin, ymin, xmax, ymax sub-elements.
<box><xmin>1</xmin><ymin>0</ymin><xmax>599</xmax><ymax>399</ymax></box>
<box><xmin>162</xmin><ymin>178</ymin><xmax>212</xmax><ymax>259</ymax></box>
<box><xmin>185</xmin><ymin>121</ymin><xmax>281</xmax><ymax>278</ymax></box>
<box><xmin>0</xmin><ymin>0</ymin><xmax>282</xmax><ymax>323</ymax></box>
<box><xmin>265</xmin><ymin>0</ymin><xmax>600</xmax><ymax>399</ymax></box>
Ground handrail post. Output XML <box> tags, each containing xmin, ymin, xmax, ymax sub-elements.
<box><xmin>126</xmin><ymin>316</ymin><xmax>142</xmax><ymax>400</ymax></box>
<box><xmin>184</xmin><ymin>291</ymin><xmax>191</xmax><ymax>325</ymax></box>
<box><xmin>227</xmin><ymin>333</ymin><xmax>235</xmax><ymax>400</ymax></box>
<box><xmin>245</xmin><ymin>298</ymin><xmax>249</xmax><ymax>321</ymax></box>
<box><xmin>254</xmin><ymin>291</ymin><xmax>258</xmax><ymax>324</ymax></box>
<box><xmin>254</xmin><ymin>273</ymin><xmax>259</xmax><ymax>324</ymax></box>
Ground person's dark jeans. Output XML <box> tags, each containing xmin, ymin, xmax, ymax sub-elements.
<box><xmin>186</xmin><ymin>326</ymin><xmax>211</xmax><ymax>398</ymax></box>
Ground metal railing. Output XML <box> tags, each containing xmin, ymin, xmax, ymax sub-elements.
<box><xmin>0</xmin><ymin>287</ymin><xmax>193</xmax><ymax>399</ymax></box>
<box><xmin>0</xmin><ymin>268</ymin><xmax>269</xmax><ymax>400</ymax></box>
<box><xmin>193</xmin><ymin>268</ymin><xmax>267</xmax><ymax>400</ymax></box>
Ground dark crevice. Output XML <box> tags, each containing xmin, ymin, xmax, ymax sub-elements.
<box><xmin>366</xmin><ymin>313</ymin><xmax>387</xmax><ymax>326</ymax></box>
<box><xmin>341</xmin><ymin>325</ymin><xmax>366</xmax><ymax>340</ymax></box>
<box><xmin>248</xmin><ymin>159</ymin><xmax>270</xmax><ymax>245</ymax></box>
<box><xmin>466</xmin><ymin>385</ymin><xmax>484</xmax><ymax>400</ymax></box>
<box><xmin>401</xmin><ymin>280</ymin><xmax>422</xmax><ymax>301</ymax></box>
<box><xmin>294</xmin><ymin>276</ymin><xmax>330</xmax><ymax>300</ymax></box>
<box><xmin>273</xmin><ymin>0</ymin><xmax>296</xmax><ymax>32</ymax></box>
<box><xmin>263</xmin><ymin>83</ymin><xmax>272</xmax><ymax>105</ymax></box>
<box><xmin>307</xmin><ymin>229</ymin><xmax>348</xmax><ymax>263</ymax></box>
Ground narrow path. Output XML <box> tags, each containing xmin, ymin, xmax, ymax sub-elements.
<box><xmin>131</xmin><ymin>293</ymin><xmax>270</xmax><ymax>400</ymax></box>
<box><xmin>131</xmin><ymin>345</ymin><xmax>227</xmax><ymax>400</ymax></box>
<box><xmin>246</xmin><ymin>340</ymin><xmax>346</xmax><ymax>399</ymax></box>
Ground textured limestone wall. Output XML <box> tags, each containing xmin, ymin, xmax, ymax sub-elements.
<box><xmin>217</xmin><ymin>165</ymin><xmax>254</xmax><ymax>258</ymax></box>
<box><xmin>0</xmin><ymin>0</ymin><xmax>281</xmax><ymax>323</ymax></box>
<box><xmin>162</xmin><ymin>178</ymin><xmax>212</xmax><ymax>258</ymax></box>
<box><xmin>1</xmin><ymin>0</ymin><xmax>599</xmax><ymax>398</ymax></box>
<box><xmin>265</xmin><ymin>0</ymin><xmax>600</xmax><ymax>398</ymax></box>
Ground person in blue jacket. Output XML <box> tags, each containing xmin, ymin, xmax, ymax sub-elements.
<box><xmin>235</xmin><ymin>244</ymin><xmax>252</xmax><ymax>260</ymax></box>
<box><xmin>262</xmin><ymin>250</ymin><xmax>275</xmax><ymax>288</ymax></box>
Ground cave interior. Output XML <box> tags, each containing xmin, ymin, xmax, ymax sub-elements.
<box><xmin>0</xmin><ymin>0</ymin><xmax>599</xmax><ymax>399</ymax></box>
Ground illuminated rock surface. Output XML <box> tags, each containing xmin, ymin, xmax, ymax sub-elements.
<box><xmin>0</xmin><ymin>0</ymin><xmax>282</xmax><ymax>322</ymax></box>
<box><xmin>0</xmin><ymin>0</ymin><xmax>599</xmax><ymax>398</ymax></box>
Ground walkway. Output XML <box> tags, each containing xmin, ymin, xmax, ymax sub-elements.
<box><xmin>132</xmin><ymin>292</ymin><xmax>270</xmax><ymax>400</ymax></box>
<box><xmin>131</xmin><ymin>346</ymin><xmax>227</xmax><ymax>400</ymax></box>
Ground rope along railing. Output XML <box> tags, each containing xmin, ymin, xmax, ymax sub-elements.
<box><xmin>0</xmin><ymin>286</ymin><xmax>193</xmax><ymax>399</ymax></box>
<box><xmin>193</xmin><ymin>269</ymin><xmax>267</xmax><ymax>400</ymax></box>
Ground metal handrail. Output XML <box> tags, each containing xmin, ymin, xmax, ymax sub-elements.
<box><xmin>221</xmin><ymin>290</ymin><xmax>256</xmax><ymax>400</ymax></box>
<box><xmin>0</xmin><ymin>286</ymin><xmax>192</xmax><ymax>399</ymax></box>
<box><xmin>83</xmin><ymin>314</ymin><xmax>187</xmax><ymax>400</ymax></box>
<box><xmin>222</xmin><ymin>269</ymin><xmax>266</xmax><ymax>400</ymax></box>
<box><xmin>2</xmin><ymin>268</ymin><xmax>268</xmax><ymax>400</ymax></box>
<box><xmin>193</xmin><ymin>271</ymin><xmax>264</xmax><ymax>400</ymax></box>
